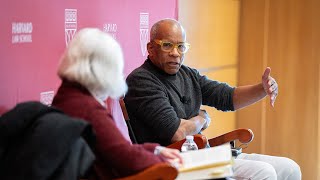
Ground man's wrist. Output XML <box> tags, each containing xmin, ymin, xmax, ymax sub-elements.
<box><xmin>154</xmin><ymin>146</ymin><xmax>165</xmax><ymax>155</ymax></box>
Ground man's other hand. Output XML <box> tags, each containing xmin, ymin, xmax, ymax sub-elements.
<box><xmin>262</xmin><ymin>67</ymin><xmax>278</xmax><ymax>107</ymax></box>
<box><xmin>199</xmin><ymin>109</ymin><xmax>211</xmax><ymax>131</ymax></box>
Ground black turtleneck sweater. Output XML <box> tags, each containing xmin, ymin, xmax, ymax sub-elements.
<box><xmin>125</xmin><ymin>59</ymin><xmax>235</xmax><ymax>146</ymax></box>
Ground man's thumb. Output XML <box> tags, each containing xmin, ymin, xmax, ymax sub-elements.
<box><xmin>262</xmin><ymin>67</ymin><xmax>271</xmax><ymax>80</ymax></box>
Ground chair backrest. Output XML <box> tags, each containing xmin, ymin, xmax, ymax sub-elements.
<box><xmin>119</xmin><ymin>98</ymin><xmax>138</xmax><ymax>144</ymax></box>
<box><xmin>118</xmin><ymin>99</ymin><xmax>178</xmax><ymax>179</ymax></box>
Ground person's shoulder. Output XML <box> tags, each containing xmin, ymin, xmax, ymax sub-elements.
<box><xmin>127</xmin><ymin>63</ymin><xmax>157</xmax><ymax>82</ymax></box>
<box><xmin>180</xmin><ymin>64</ymin><xmax>200</xmax><ymax>76</ymax></box>
<box><xmin>54</xmin><ymin>88</ymin><xmax>98</xmax><ymax>115</ymax></box>
<box><xmin>127</xmin><ymin>65</ymin><xmax>150</xmax><ymax>77</ymax></box>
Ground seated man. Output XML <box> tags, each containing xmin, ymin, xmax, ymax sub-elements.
<box><xmin>124</xmin><ymin>19</ymin><xmax>301</xmax><ymax>180</ymax></box>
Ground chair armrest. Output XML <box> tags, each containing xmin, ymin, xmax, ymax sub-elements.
<box><xmin>166</xmin><ymin>134</ymin><xmax>208</xmax><ymax>150</ymax></box>
<box><xmin>115</xmin><ymin>162</ymin><xmax>178</xmax><ymax>180</ymax></box>
<box><xmin>166</xmin><ymin>129</ymin><xmax>254</xmax><ymax>151</ymax></box>
<box><xmin>208</xmin><ymin>128</ymin><xmax>254</xmax><ymax>147</ymax></box>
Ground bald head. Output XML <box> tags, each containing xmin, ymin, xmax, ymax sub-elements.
<box><xmin>150</xmin><ymin>19</ymin><xmax>186</xmax><ymax>41</ymax></box>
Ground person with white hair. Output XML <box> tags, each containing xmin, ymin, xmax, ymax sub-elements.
<box><xmin>52</xmin><ymin>28</ymin><xmax>182</xmax><ymax>179</ymax></box>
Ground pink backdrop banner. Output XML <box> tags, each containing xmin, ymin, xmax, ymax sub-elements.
<box><xmin>0</xmin><ymin>0</ymin><xmax>178</xmax><ymax>112</ymax></box>
<box><xmin>0</xmin><ymin>0</ymin><xmax>178</xmax><ymax>140</ymax></box>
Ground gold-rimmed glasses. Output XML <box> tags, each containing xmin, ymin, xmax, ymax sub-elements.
<box><xmin>153</xmin><ymin>39</ymin><xmax>191</xmax><ymax>54</ymax></box>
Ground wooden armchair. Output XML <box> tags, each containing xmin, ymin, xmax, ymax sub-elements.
<box><xmin>115</xmin><ymin>162</ymin><xmax>178</xmax><ymax>180</ymax></box>
<box><xmin>119</xmin><ymin>99</ymin><xmax>254</xmax><ymax>151</ymax></box>
<box><xmin>109</xmin><ymin>99</ymin><xmax>254</xmax><ymax>180</ymax></box>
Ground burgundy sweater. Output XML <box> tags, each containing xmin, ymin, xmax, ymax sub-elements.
<box><xmin>52</xmin><ymin>80</ymin><xmax>164</xmax><ymax>179</ymax></box>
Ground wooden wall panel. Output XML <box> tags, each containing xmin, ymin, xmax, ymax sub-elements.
<box><xmin>180</xmin><ymin>0</ymin><xmax>320</xmax><ymax>178</ymax></box>
<box><xmin>179</xmin><ymin>0</ymin><xmax>240</xmax><ymax>139</ymax></box>
<box><xmin>237</xmin><ymin>0</ymin><xmax>267</xmax><ymax>153</ymax></box>
<box><xmin>314</xmin><ymin>0</ymin><xmax>320</xmax><ymax>177</ymax></box>
<box><xmin>239</xmin><ymin>0</ymin><xmax>320</xmax><ymax>179</ymax></box>
<box><xmin>266</xmin><ymin>2</ymin><xmax>318</xmax><ymax>179</ymax></box>
<box><xmin>179</xmin><ymin>0</ymin><xmax>239</xmax><ymax>69</ymax></box>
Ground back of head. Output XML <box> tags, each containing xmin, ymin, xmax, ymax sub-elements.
<box><xmin>58</xmin><ymin>28</ymin><xmax>127</xmax><ymax>100</ymax></box>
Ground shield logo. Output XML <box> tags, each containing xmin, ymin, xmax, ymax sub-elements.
<box><xmin>140</xmin><ymin>13</ymin><xmax>149</xmax><ymax>57</ymax></box>
<box><xmin>65</xmin><ymin>9</ymin><xmax>77</xmax><ymax>46</ymax></box>
<box><xmin>40</xmin><ymin>91</ymin><xmax>54</xmax><ymax>106</ymax></box>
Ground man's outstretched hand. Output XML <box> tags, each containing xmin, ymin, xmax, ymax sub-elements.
<box><xmin>262</xmin><ymin>67</ymin><xmax>278</xmax><ymax>107</ymax></box>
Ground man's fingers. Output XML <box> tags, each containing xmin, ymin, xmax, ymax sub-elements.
<box><xmin>270</xmin><ymin>91</ymin><xmax>278</xmax><ymax>107</ymax></box>
<box><xmin>262</xmin><ymin>67</ymin><xmax>271</xmax><ymax>80</ymax></box>
<box><xmin>268</xmin><ymin>85</ymin><xmax>277</xmax><ymax>93</ymax></box>
<box><xmin>270</xmin><ymin>95</ymin><xmax>276</xmax><ymax>107</ymax></box>
<box><xmin>268</xmin><ymin>79</ymin><xmax>275</xmax><ymax>86</ymax></box>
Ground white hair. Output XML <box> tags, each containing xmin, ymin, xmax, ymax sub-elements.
<box><xmin>58</xmin><ymin>28</ymin><xmax>127</xmax><ymax>100</ymax></box>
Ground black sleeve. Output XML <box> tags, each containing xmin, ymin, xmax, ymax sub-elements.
<box><xmin>125</xmin><ymin>71</ymin><xmax>180</xmax><ymax>141</ymax></box>
<box><xmin>192</xmin><ymin>68</ymin><xmax>235</xmax><ymax>111</ymax></box>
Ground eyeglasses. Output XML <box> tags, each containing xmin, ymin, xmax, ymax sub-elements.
<box><xmin>153</xmin><ymin>39</ymin><xmax>190</xmax><ymax>54</ymax></box>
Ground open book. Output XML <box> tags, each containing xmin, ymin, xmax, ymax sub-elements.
<box><xmin>176</xmin><ymin>143</ymin><xmax>233</xmax><ymax>180</ymax></box>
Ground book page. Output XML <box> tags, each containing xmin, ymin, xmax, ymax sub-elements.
<box><xmin>176</xmin><ymin>165</ymin><xmax>233</xmax><ymax>180</ymax></box>
<box><xmin>179</xmin><ymin>143</ymin><xmax>232</xmax><ymax>172</ymax></box>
